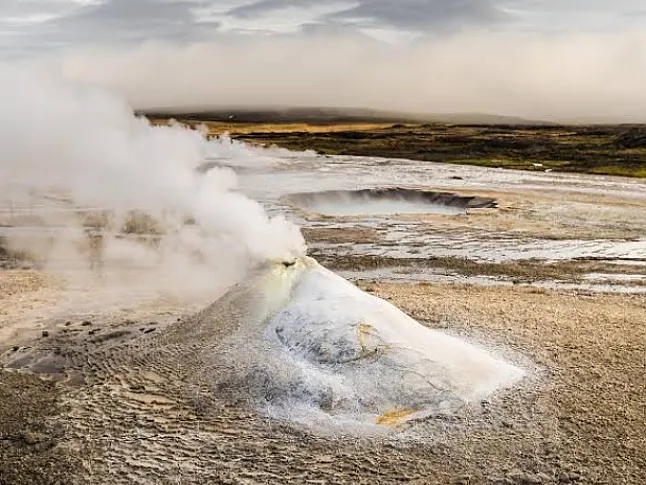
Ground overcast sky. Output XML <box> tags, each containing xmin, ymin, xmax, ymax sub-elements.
<box><xmin>3</xmin><ymin>1</ymin><xmax>646</xmax><ymax>121</ymax></box>
<box><xmin>3</xmin><ymin>0</ymin><xmax>646</xmax><ymax>55</ymax></box>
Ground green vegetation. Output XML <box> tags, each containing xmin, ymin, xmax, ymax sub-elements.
<box><xmin>590</xmin><ymin>165</ymin><xmax>646</xmax><ymax>178</ymax></box>
<box><xmin>239</xmin><ymin>124</ymin><xmax>646</xmax><ymax>178</ymax></box>
<box><xmin>152</xmin><ymin>111</ymin><xmax>646</xmax><ymax>178</ymax></box>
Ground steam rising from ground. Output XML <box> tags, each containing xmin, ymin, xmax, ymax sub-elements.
<box><xmin>44</xmin><ymin>32</ymin><xmax>646</xmax><ymax>122</ymax></box>
<box><xmin>0</xmin><ymin>65</ymin><xmax>528</xmax><ymax>435</ymax></box>
<box><xmin>0</xmin><ymin>66</ymin><xmax>305</xmax><ymax>306</ymax></box>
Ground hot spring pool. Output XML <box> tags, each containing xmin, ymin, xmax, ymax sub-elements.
<box><xmin>286</xmin><ymin>188</ymin><xmax>497</xmax><ymax>217</ymax></box>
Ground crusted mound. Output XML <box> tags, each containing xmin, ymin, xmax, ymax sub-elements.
<box><xmin>209</xmin><ymin>257</ymin><xmax>523</xmax><ymax>429</ymax></box>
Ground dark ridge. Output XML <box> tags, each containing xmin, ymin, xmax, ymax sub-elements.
<box><xmin>615</xmin><ymin>127</ymin><xmax>646</xmax><ymax>149</ymax></box>
<box><xmin>139</xmin><ymin>106</ymin><xmax>549</xmax><ymax>126</ymax></box>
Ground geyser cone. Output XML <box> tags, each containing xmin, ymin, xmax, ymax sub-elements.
<box><xmin>208</xmin><ymin>257</ymin><xmax>524</xmax><ymax>429</ymax></box>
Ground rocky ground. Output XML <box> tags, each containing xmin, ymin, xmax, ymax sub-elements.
<box><xmin>1</xmin><ymin>124</ymin><xmax>644</xmax><ymax>483</ymax></box>
<box><xmin>1</xmin><ymin>265</ymin><xmax>644</xmax><ymax>484</ymax></box>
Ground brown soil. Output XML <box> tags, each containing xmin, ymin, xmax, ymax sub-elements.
<box><xmin>0</xmin><ymin>371</ymin><xmax>81</xmax><ymax>485</ymax></box>
<box><xmin>365</xmin><ymin>283</ymin><xmax>646</xmax><ymax>485</ymax></box>
<box><xmin>302</xmin><ymin>227</ymin><xmax>380</xmax><ymax>245</ymax></box>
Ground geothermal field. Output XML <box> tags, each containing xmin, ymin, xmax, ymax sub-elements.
<box><xmin>1</xmin><ymin>78</ymin><xmax>645</xmax><ymax>485</ymax></box>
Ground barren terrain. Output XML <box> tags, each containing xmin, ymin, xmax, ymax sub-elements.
<box><xmin>1</xmin><ymin>122</ymin><xmax>645</xmax><ymax>484</ymax></box>
<box><xmin>1</xmin><ymin>267</ymin><xmax>645</xmax><ymax>484</ymax></box>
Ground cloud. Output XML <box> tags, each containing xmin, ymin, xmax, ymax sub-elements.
<box><xmin>220</xmin><ymin>0</ymin><xmax>646</xmax><ymax>33</ymax></box>
<box><xmin>330</xmin><ymin>0</ymin><xmax>507</xmax><ymax>30</ymax></box>
<box><xmin>226</xmin><ymin>0</ymin><xmax>507</xmax><ymax>33</ymax></box>
<box><xmin>4</xmin><ymin>1</ymin><xmax>646</xmax><ymax>122</ymax></box>
<box><xmin>55</xmin><ymin>0</ymin><xmax>219</xmax><ymax>43</ymax></box>
<box><xmin>1</xmin><ymin>0</ymin><xmax>219</xmax><ymax>55</ymax></box>
<box><xmin>227</xmin><ymin>0</ymin><xmax>320</xmax><ymax>18</ymax></box>
<box><xmin>0</xmin><ymin>0</ymin><xmax>77</xmax><ymax>18</ymax></box>
<box><xmin>3</xmin><ymin>0</ymin><xmax>646</xmax><ymax>58</ymax></box>
<box><xmin>39</xmin><ymin>30</ymin><xmax>646</xmax><ymax>123</ymax></box>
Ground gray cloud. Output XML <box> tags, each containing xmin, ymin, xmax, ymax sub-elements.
<box><xmin>44</xmin><ymin>30</ymin><xmax>646</xmax><ymax>123</ymax></box>
<box><xmin>329</xmin><ymin>0</ymin><xmax>506</xmax><ymax>30</ymax></box>
<box><xmin>2</xmin><ymin>0</ymin><xmax>646</xmax><ymax>58</ymax></box>
<box><xmin>4</xmin><ymin>1</ymin><xmax>646</xmax><ymax>123</ymax></box>
<box><xmin>52</xmin><ymin>0</ymin><xmax>219</xmax><ymax>43</ymax></box>
<box><xmin>227</xmin><ymin>0</ymin><xmax>507</xmax><ymax>31</ymax></box>
<box><xmin>0</xmin><ymin>0</ymin><xmax>69</xmax><ymax>18</ymax></box>
<box><xmin>227</xmin><ymin>0</ymin><xmax>646</xmax><ymax>33</ymax></box>
<box><xmin>227</xmin><ymin>0</ymin><xmax>319</xmax><ymax>18</ymax></box>
<box><xmin>1</xmin><ymin>0</ymin><xmax>221</xmax><ymax>54</ymax></box>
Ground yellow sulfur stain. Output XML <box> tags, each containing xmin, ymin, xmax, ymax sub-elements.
<box><xmin>356</xmin><ymin>323</ymin><xmax>375</xmax><ymax>347</ymax></box>
<box><xmin>376</xmin><ymin>408</ymin><xmax>418</xmax><ymax>427</ymax></box>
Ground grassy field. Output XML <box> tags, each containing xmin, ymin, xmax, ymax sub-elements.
<box><xmin>151</xmin><ymin>115</ymin><xmax>646</xmax><ymax>178</ymax></box>
<box><xmin>149</xmin><ymin>119</ymin><xmax>393</xmax><ymax>135</ymax></box>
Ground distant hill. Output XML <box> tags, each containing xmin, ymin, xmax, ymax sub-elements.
<box><xmin>140</xmin><ymin>106</ymin><xmax>551</xmax><ymax>126</ymax></box>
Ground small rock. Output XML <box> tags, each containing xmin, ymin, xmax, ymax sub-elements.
<box><xmin>12</xmin><ymin>346</ymin><xmax>19</xmax><ymax>352</ymax></box>
<box><xmin>41</xmin><ymin>330</ymin><xmax>49</xmax><ymax>338</ymax></box>
<box><xmin>65</xmin><ymin>321</ymin><xmax>71</xmax><ymax>326</ymax></box>
<box><xmin>144</xmin><ymin>328</ymin><xmax>157</xmax><ymax>334</ymax></box>
<box><xmin>81</xmin><ymin>321</ymin><xmax>92</xmax><ymax>327</ymax></box>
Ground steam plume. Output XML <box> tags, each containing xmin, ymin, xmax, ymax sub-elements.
<box><xmin>0</xmin><ymin>66</ymin><xmax>305</xmax><ymax>304</ymax></box>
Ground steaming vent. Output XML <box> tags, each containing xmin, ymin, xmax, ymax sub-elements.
<box><xmin>207</xmin><ymin>256</ymin><xmax>524</xmax><ymax>432</ymax></box>
<box><xmin>286</xmin><ymin>188</ymin><xmax>497</xmax><ymax>217</ymax></box>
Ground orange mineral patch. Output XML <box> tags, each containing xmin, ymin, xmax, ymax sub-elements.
<box><xmin>375</xmin><ymin>408</ymin><xmax>417</xmax><ymax>427</ymax></box>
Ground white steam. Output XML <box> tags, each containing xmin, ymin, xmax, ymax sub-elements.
<box><xmin>0</xmin><ymin>66</ymin><xmax>305</xmax><ymax>303</ymax></box>
<box><xmin>40</xmin><ymin>31</ymin><xmax>646</xmax><ymax>123</ymax></box>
